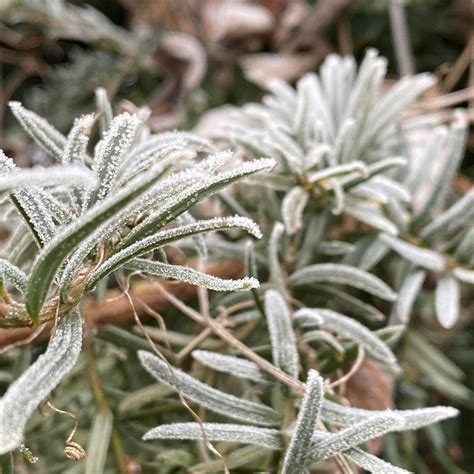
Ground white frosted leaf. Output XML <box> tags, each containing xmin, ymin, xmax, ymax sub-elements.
<box><xmin>125</xmin><ymin>258</ymin><xmax>259</xmax><ymax>291</ymax></box>
<box><xmin>192</xmin><ymin>350</ymin><xmax>271</xmax><ymax>383</ymax></box>
<box><xmin>0</xmin><ymin>258</ymin><xmax>28</xmax><ymax>291</ymax></box>
<box><xmin>181</xmin><ymin>211</ymin><xmax>208</xmax><ymax>259</ymax></box>
<box><xmin>318</xmin><ymin>241</ymin><xmax>355</xmax><ymax>256</ymax></box>
<box><xmin>0</xmin><ymin>165</ymin><xmax>97</xmax><ymax>191</ymax></box>
<box><xmin>0</xmin><ymin>312</ymin><xmax>82</xmax><ymax>454</ymax></box>
<box><xmin>282</xmin><ymin>186</ymin><xmax>309</xmax><ymax>235</ymax></box>
<box><xmin>299</xmin><ymin>330</ymin><xmax>345</xmax><ymax>355</ymax></box>
<box><xmin>137</xmin><ymin>351</ymin><xmax>279</xmax><ymax>426</ymax></box>
<box><xmin>289</xmin><ymin>263</ymin><xmax>396</xmax><ymax>301</ymax></box>
<box><xmin>307</xmin><ymin>162</ymin><xmax>367</xmax><ymax>185</ymax></box>
<box><xmin>453</xmin><ymin>267</ymin><xmax>474</xmax><ymax>284</ymax></box>
<box><xmin>344</xmin><ymin>198</ymin><xmax>398</xmax><ymax>235</ymax></box>
<box><xmin>400</xmin><ymin>406</ymin><xmax>459</xmax><ymax>430</ymax></box>
<box><xmin>435</xmin><ymin>273</ymin><xmax>460</xmax><ymax>329</ymax></box>
<box><xmin>264</xmin><ymin>289</ymin><xmax>299</xmax><ymax>378</ymax></box>
<box><xmin>415</xmin><ymin>114</ymin><xmax>468</xmax><ymax>221</ymax></box>
<box><xmin>310</xmin><ymin>414</ymin><xmax>404</xmax><ymax>462</ymax></box>
<box><xmin>94</xmin><ymin>87</ymin><xmax>113</xmax><ymax>134</ymax></box>
<box><xmin>8</xmin><ymin>101</ymin><xmax>66</xmax><ymax>162</ymax></box>
<box><xmin>64</xmin><ymin>114</ymin><xmax>94</xmax><ymax>164</ymax></box>
<box><xmin>143</xmin><ymin>423</ymin><xmax>281</xmax><ymax>450</ymax></box>
<box><xmin>380</xmin><ymin>234</ymin><xmax>445</xmax><ymax>272</ymax></box>
<box><xmin>282</xmin><ymin>370</ymin><xmax>323</xmax><ymax>474</ymax></box>
<box><xmin>321</xmin><ymin>400</ymin><xmax>458</xmax><ymax>428</ymax></box>
<box><xmin>34</xmin><ymin>188</ymin><xmax>74</xmax><ymax>225</ymax></box>
<box><xmin>268</xmin><ymin>222</ymin><xmax>286</xmax><ymax>295</ymax></box>
<box><xmin>339</xmin><ymin>157</ymin><xmax>407</xmax><ymax>189</ymax></box>
<box><xmin>87</xmin><ymin>216</ymin><xmax>262</xmax><ymax>291</ymax></box>
<box><xmin>420</xmin><ymin>189</ymin><xmax>474</xmax><ymax>242</ymax></box>
<box><xmin>86</xmin><ymin>112</ymin><xmax>141</xmax><ymax>206</ymax></box>
<box><xmin>345</xmin><ymin>449</ymin><xmax>412</xmax><ymax>474</ymax></box>
<box><xmin>368</xmin><ymin>176</ymin><xmax>411</xmax><ymax>203</ymax></box>
<box><xmin>391</xmin><ymin>268</ymin><xmax>426</xmax><ymax>323</ymax></box>
<box><xmin>295</xmin><ymin>308</ymin><xmax>398</xmax><ymax>369</ymax></box>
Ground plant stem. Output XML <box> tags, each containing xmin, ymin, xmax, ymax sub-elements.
<box><xmin>84</xmin><ymin>340</ymin><xmax>128</xmax><ymax>474</ymax></box>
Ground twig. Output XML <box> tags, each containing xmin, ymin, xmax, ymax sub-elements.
<box><xmin>330</xmin><ymin>346</ymin><xmax>365</xmax><ymax>390</ymax></box>
<box><xmin>388</xmin><ymin>0</ymin><xmax>415</xmax><ymax>76</ymax></box>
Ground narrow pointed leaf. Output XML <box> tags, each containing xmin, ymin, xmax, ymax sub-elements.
<box><xmin>138</xmin><ymin>351</ymin><xmax>279</xmax><ymax>426</ymax></box>
<box><xmin>192</xmin><ymin>350</ymin><xmax>271</xmax><ymax>383</ymax></box>
<box><xmin>85</xmin><ymin>410</ymin><xmax>113</xmax><ymax>474</ymax></box>
<box><xmin>295</xmin><ymin>308</ymin><xmax>398</xmax><ymax>369</ymax></box>
<box><xmin>282</xmin><ymin>186</ymin><xmax>309</xmax><ymax>235</ymax></box>
<box><xmin>264</xmin><ymin>289</ymin><xmax>299</xmax><ymax>378</ymax></box>
<box><xmin>380</xmin><ymin>234</ymin><xmax>445</xmax><ymax>272</ymax></box>
<box><xmin>143</xmin><ymin>423</ymin><xmax>281</xmax><ymax>450</ymax></box>
<box><xmin>0</xmin><ymin>258</ymin><xmax>27</xmax><ymax>291</ymax></box>
<box><xmin>453</xmin><ymin>266</ymin><xmax>474</xmax><ymax>284</ymax></box>
<box><xmin>282</xmin><ymin>370</ymin><xmax>324</xmax><ymax>474</ymax></box>
<box><xmin>289</xmin><ymin>263</ymin><xmax>396</xmax><ymax>301</ymax></box>
<box><xmin>0</xmin><ymin>312</ymin><xmax>82</xmax><ymax>454</ymax></box>
<box><xmin>9</xmin><ymin>101</ymin><xmax>66</xmax><ymax>162</ymax></box>
<box><xmin>391</xmin><ymin>268</ymin><xmax>426</xmax><ymax>323</ymax></box>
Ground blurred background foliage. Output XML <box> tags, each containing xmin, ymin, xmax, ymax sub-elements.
<box><xmin>1</xmin><ymin>0</ymin><xmax>473</xmax><ymax>473</ymax></box>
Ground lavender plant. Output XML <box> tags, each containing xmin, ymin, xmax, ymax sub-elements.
<box><xmin>0</xmin><ymin>49</ymin><xmax>470</xmax><ymax>473</ymax></box>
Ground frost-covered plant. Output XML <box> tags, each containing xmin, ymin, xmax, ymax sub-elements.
<box><xmin>123</xmin><ymin>52</ymin><xmax>467</xmax><ymax>473</ymax></box>
<box><xmin>0</xmin><ymin>49</ymin><xmax>469</xmax><ymax>473</ymax></box>
<box><xmin>0</xmin><ymin>95</ymin><xmax>272</xmax><ymax>454</ymax></box>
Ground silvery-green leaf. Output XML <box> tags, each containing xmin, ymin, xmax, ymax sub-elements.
<box><xmin>339</xmin><ymin>157</ymin><xmax>407</xmax><ymax>189</ymax></box>
<box><xmin>344</xmin><ymin>448</ymin><xmax>412</xmax><ymax>474</ymax></box>
<box><xmin>87</xmin><ymin>216</ymin><xmax>261</xmax><ymax>291</ymax></box>
<box><xmin>344</xmin><ymin>198</ymin><xmax>398</xmax><ymax>235</ymax></box>
<box><xmin>368</xmin><ymin>176</ymin><xmax>411</xmax><ymax>203</ymax></box>
<box><xmin>8</xmin><ymin>101</ymin><xmax>66</xmax><ymax>162</ymax></box>
<box><xmin>268</xmin><ymin>126</ymin><xmax>304</xmax><ymax>174</ymax></box>
<box><xmin>380</xmin><ymin>234</ymin><xmax>445</xmax><ymax>272</ymax></box>
<box><xmin>321</xmin><ymin>399</ymin><xmax>458</xmax><ymax>428</ymax></box>
<box><xmin>420</xmin><ymin>190</ymin><xmax>474</xmax><ymax>243</ymax></box>
<box><xmin>310</xmin><ymin>414</ymin><xmax>404</xmax><ymax>461</ymax></box>
<box><xmin>453</xmin><ymin>267</ymin><xmax>474</xmax><ymax>284</ymax></box>
<box><xmin>85</xmin><ymin>112</ymin><xmax>141</xmax><ymax>207</ymax></box>
<box><xmin>94</xmin><ymin>87</ymin><xmax>113</xmax><ymax>134</ymax></box>
<box><xmin>117</xmin><ymin>158</ymin><xmax>275</xmax><ymax>249</ymax></box>
<box><xmin>0</xmin><ymin>258</ymin><xmax>27</xmax><ymax>291</ymax></box>
<box><xmin>317</xmin><ymin>241</ymin><xmax>355</xmax><ymax>256</ymax></box>
<box><xmin>268</xmin><ymin>222</ymin><xmax>286</xmax><ymax>296</ymax></box>
<box><xmin>415</xmin><ymin>113</ymin><xmax>468</xmax><ymax>222</ymax></box>
<box><xmin>0</xmin><ymin>312</ymin><xmax>82</xmax><ymax>454</ymax></box>
<box><xmin>0</xmin><ymin>165</ymin><xmax>97</xmax><ymax>192</ymax></box>
<box><xmin>125</xmin><ymin>258</ymin><xmax>258</xmax><ymax>291</ymax></box>
<box><xmin>264</xmin><ymin>289</ymin><xmax>299</xmax><ymax>378</ymax></box>
<box><xmin>192</xmin><ymin>350</ymin><xmax>270</xmax><ymax>383</ymax></box>
<box><xmin>282</xmin><ymin>370</ymin><xmax>324</xmax><ymax>474</ymax></box>
<box><xmin>317</xmin><ymin>284</ymin><xmax>386</xmax><ymax>321</ymax></box>
<box><xmin>64</xmin><ymin>114</ymin><xmax>94</xmax><ymax>165</ymax></box>
<box><xmin>391</xmin><ymin>268</ymin><xmax>426</xmax><ymax>323</ymax></box>
<box><xmin>361</xmin><ymin>73</ymin><xmax>434</xmax><ymax>147</ymax></box>
<box><xmin>143</xmin><ymin>423</ymin><xmax>281</xmax><ymax>450</ymax></box>
<box><xmin>26</xmin><ymin>160</ymin><xmax>173</xmax><ymax>319</ymax></box>
<box><xmin>85</xmin><ymin>410</ymin><xmax>113</xmax><ymax>474</ymax></box>
<box><xmin>282</xmin><ymin>186</ymin><xmax>309</xmax><ymax>235</ymax></box>
<box><xmin>35</xmin><ymin>189</ymin><xmax>74</xmax><ymax>225</ymax></box>
<box><xmin>399</xmin><ymin>406</ymin><xmax>459</xmax><ymax>430</ymax></box>
<box><xmin>289</xmin><ymin>263</ymin><xmax>396</xmax><ymax>301</ymax></box>
<box><xmin>295</xmin><ymin>308</ymin><xmax>398</xmax><ymax>369</ymax></box>
<box><xmin>307</xmin><ymin>162</ymin><xmax>367</xmax><ymax>185</ymax></box>
<box><xmin>299</xmin><ymin>330</ymin><xmax>345</xmax><ymax>355</ymax></box>
<box><xmin>435</xmin><ymin>273</ymin><xmax>460</xmax><ymax>329</ymax></box>
<box><xmin>137</xmin><ymin>351</ymin><xmax>279</xmax><ymax>426</ymax></box>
